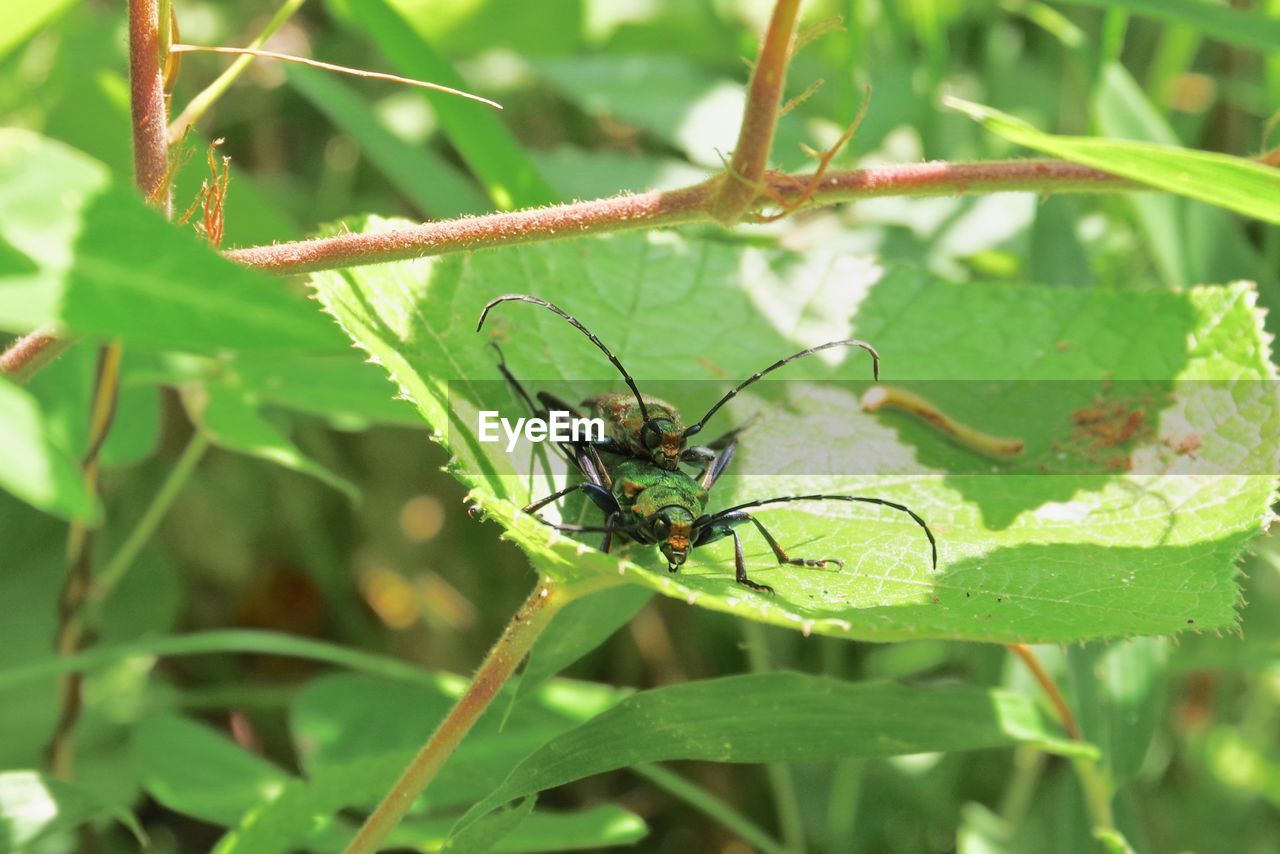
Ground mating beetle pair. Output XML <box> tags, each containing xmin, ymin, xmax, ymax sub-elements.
<box><xmin>478</xmin><ymin>294</ymin><xmax>936</xmax><ymax>593</ymax></box>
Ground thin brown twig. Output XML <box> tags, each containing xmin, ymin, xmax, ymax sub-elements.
<box><xmin>1008</xmin><ymin>643</ymin><xmax>1080</xmax><ymax>740</ymax></box>
<box><xmin>169</xmin><ymin>44</ymin><xmax>503</xmax><ymax>110</ymax></box>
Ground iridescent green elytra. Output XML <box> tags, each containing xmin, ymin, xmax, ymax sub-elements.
<box><xmin>521</xmin><ymin>435</ymin><xmax>938</xmax><ymax>595</ymax></box>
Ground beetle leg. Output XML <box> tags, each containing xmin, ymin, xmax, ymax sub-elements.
<box><xmin>729</xmin><ymin>527</ymin><xmax>774</xmax><ymax>594</ymax></box>
<box><xmin>744</xmin><ymin>513</ymin><xmax>844</xmax><ymax>570</ymax></box>
<box><xmin>524</xmin><ymin>481</ymin><xmax>617</xmax><ymax>516</ymax></box>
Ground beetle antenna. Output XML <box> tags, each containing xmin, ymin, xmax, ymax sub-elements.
<box><xmin>477</xmin><ymin>294</ymin><xmax>649</xmax><ymax>420</ymax></box>
<box><xmin>701</xmin><ymin>493</ymin><xmax>935</xmax><ymax>569</ymax></box>
<box><xmin>684</xmin><ymin>340</ymin><xmax>879</xmax><ymax>438</ymax></box>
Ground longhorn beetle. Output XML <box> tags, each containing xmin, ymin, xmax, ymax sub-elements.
<box><xmin>488</xmin><ymin>344</ymin><xmax>937</xmax><ymax>594</ymax></box>
<box><xmin>477</xmin><ymin>294</ymin><xmax>880</xmax><ymax>472</ymax></box>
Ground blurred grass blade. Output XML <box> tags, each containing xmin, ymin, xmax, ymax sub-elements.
<box><xmin>1091</xmin><ymin>63</ymin><xmax>1275</xmax><ymax>297</ymax></box>
<box><xmin>452</xmin><ymin>674</ymin><xmax>1096</xmax><ymax>839</ymax></box>
<box><xmin>0</xmin><ymin>629</ymin><xmax>442</xmax><ymax>690</ymax></box>
<box><xmin>1067</xmin><ymin>639</ymin><xmax>1169</xmax><ymax>782</ymax></box>
<box><xmin>325</xmin><ymin>0</ymin><xmax>557</xmax><ymax>209</ymax></box>
<box><xmin>948</xmin><ymin>97</ymin><xmax>1280</xmax><ymax>224</ymax></box>
<box><xmin>286</xmin><ymin>64</ymin><xmax>489</xmax><ymax>218</ymax></box>
<box><xmin>0</xmin><ymin>770</ymin><xmax>145</xmax><ymax>848</ymax></box>
<box><xmin>1059</xmin><ymin>0</ymin><xmax>1280</xmax><ymax>54</ymax></box>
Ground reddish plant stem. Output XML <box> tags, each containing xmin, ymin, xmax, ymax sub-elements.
<box><xmin>709</xmin><ymin>0</ymin><xmax>803</xmax><ymax>223</ymax></box>
<box><xmin>226</xmin><ymin>161</ymin><xmax>1130</xmax><ymax>274</ymax></box>
<box><xmin>345</xmin><ymin>579</ymin><xmax>569</xmax><ymax>854</ymax></box>
<box><xmin>131</xmin><ymin>0</ymin><xmax>172</xmax><ymax>209</ymax></box>
<box><xmin>0</xmin><ymin>327</ymin><xmax>72</xmax><ymax>384</ymax></box>
<box><xmin>1008</xmin><ymin>643</ymin><xmax>1081</xmax><ymax>741</ymax></box>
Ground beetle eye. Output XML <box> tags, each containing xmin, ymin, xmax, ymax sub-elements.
<box><xmin>641</xmin><ymin>422</ymin><xmax>661</xmax><ymax>449</ymax></box>
<box><xmin>650</xmin><ymin>515</ymin><xmax>670</xmax><ymax>538</ymax></box>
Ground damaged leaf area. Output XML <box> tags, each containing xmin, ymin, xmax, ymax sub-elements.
<box><xmin>311</xmin><ymin>222</ymin><xmax>1278</xmax><ymax>643</ymax></box>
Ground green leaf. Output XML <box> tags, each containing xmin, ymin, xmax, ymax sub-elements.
<box><xmin>286</xmin><ymin>64</ymin><xmax>490</xmax><ymax>219</ymax></box>
<box><xmin>391</xmin><ymin>804</ymin><xmax>647</xmax><ymax>852</ymax></box>
<box><xmin>132</xmin><ymin>714</ymin><xmax>291</xmax><ymax>826</ymax></box>
<box><xmin>183</xmin><ymin>384</ymin><xmax>360</xmax><ymax>500</ymax></box>
<box><xmin>1059</xmin><ymin>0</ymin><xmax>1280</xmax><ymax>54</ymax></box>
<box><xmin>0</xmin><ymin>377</ymin><xmax>99</xmax><ymax>521</ymax></box>
<box><xmin>290</xmin><ymin>674</ymin><xmax>623</xmax><ymax>812</ymax></box>
<box><xmin>515</xmin><ymin>585</ymin><xmax>654</xmax><ymax>705</ymax></box>
<box><xmin>215</xmin><ymin>674</ymin><xmax>629</xmax><ymax>852</ymax></box>
<box><xmin>324</xmin><ymin>0</ymin><xmax>557</xmax><ymax>210</ymax></box>
<box><xmin>311</xmin><ymin>225</ymin><xmax>1278</xmax><ymax>643</ymax></box>
<box><xmin>947</xmin><ymin>97</ymin><xmax>1280</xmax><ymax>225</ymax></box>
<box><xmin>453</xmin><ymin>673</ymin><xmax>1095</xmax><ymax>837</ymax></box>
<box><xmin>443</xmin><ymin>796</ymin><xmax>535</xmax><ymax>853</ymax></box>
<box><xmin>0</xmin><ymin>0</ymin><xmax>76</xmax><ymax>60</ymax></box>
<box><xmin>0</xmin><ymin>129</ymin><xmax>342</xmax><ymax>352</ymax></box>
<box><xmin>0</xmin><ymin>769</ymin><xmax>144</xmax><ymax>849</ymax></box>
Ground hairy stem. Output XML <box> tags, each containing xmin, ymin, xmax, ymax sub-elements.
<box><xmin>345</xmin><ymin>578</ymin><xmax>576</xmax><ymax>854</ymax></box>
<box><xmin>0</xmin><ymin>327</ymin><xmax>73</xmax><ymax>384</ymax></box>
<box><xmin>709</xmin><ymin>0</ymin><xmax>803</xmax><ymax>223</ymax></box>
<box><xmin>226</xmin><ymin>160</ymin><xmax>1129</xmax><ymax>274</ymax></box>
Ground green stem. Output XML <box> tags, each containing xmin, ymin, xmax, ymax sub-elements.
<box><xmin>998</xmin><ymin>745</ymin><xmax>1046</xmax><ymax>826</ymax></box>
<box><xmin>634</xmin><ymin>764</ymin><xmax>788</xmax><ymax>854</ymax></box>
<box><xmin>345</xmin><ymin>577</ymin><xmax>598</xmax><ymax>854</ymax></box>
<box><xmin>741</xmin><ymin>621</ymin><xmax>806</xmax><ymax>852</ymax></box>
<box><xmin>823</xmin><ymin>759</ymin><xmax>864</xmax><ymax>848</ymax></box>
<box><xmin>168</xmin><ymin>0</ymin><xmax>309</xmax><ymax>139</ymax></box>
<box><xmin>89</xmin><ymin>430</ymin><xmax>210</xmax><ymax>613</ymax></box>
<box><xmin>1072</xmin><ymin>756</ymin><xmax>1116</xmax><ymax>833</ymax></box>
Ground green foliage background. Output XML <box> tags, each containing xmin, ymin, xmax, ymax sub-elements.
<box><xmin>1</xmin><ymin>1</ymin><xmax>1279</xmax><ymax>852</ymax></box>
